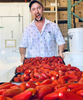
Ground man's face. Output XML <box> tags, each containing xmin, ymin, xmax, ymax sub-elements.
<box><xmin>30</xmin><ymin>3</ymin><xmax>44</xmax><ymax>21</ymax></box>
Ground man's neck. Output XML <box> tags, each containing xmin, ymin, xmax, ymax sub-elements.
<box><xmin>35</xmin><ymin>18</ymin><xmax>45</xmax><ymax>33</ymax></box>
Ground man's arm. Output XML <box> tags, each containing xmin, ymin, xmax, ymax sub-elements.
<box><xmin>19</xmin><ymin>47</ymin><xmax>26</xmax><ymax>62</ymax></box>
<box><xmin>58</xmin><ymin>44</ymin><xmax>65</xmax><ymax>59</ymax></box>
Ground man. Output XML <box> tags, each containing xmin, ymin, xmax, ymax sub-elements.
<box><xmin>19</xmin><ymin>0</ymin><xmax>65</xmax><ymax>62</ymax></box>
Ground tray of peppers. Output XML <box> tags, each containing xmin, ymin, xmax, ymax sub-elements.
<box><xmin>0</xmin><ymin>56</ymin><xmax>83</xmax><ymax>100</ymax></box>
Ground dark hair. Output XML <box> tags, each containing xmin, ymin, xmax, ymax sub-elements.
<box><xmin>29</xmin><ymin>0</ymin><xmax>43</xmax><ymax>10</ymax></box>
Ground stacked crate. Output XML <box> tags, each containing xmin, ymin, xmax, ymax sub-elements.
<box><xmin>42</xmin><ymin>0</ymin><xmax>56</xmax><ymax>22</ymax></box>
<box><xmin>58</xmin><ymin>0</ymin><xmax>68</xmax><ymax>50</ymax></box>
<box><xmin>75</xmin><ymin>1</ymin><xmax>83</xmax><ymax>28</ymax></box>
<box><xmin>58</xmin><ymin>0</ymin><xmax>67</xmax><ymax>7</ymax></box>
<box><xmin>58</xmin><ymin>0</ymin><xmax>74</xmax><ymax>50</ymax></box>
<box><xmin>58</xmin><ymin>24</ymin><xmax>68</xmax><ymax>50</ymax></box>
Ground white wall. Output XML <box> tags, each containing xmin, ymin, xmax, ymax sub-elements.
<box><xmin>0</xmin><ymin>3</ymin><xmax>31</xmax><ymax>82</ymax></box>
<box><xmin>0</xmin><ymin>3</ymin><xmax>31</xmax><ymax>57</ymax></box>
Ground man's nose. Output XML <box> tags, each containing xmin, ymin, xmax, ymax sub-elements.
<box><xmin>35</xmin><ymin>9</ymin><xmax>39</xmax><ymax>14</ymax></box>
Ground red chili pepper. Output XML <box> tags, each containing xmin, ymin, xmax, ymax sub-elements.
<box><xmin>58</xmin><ymin>70</ymin><xmax>64</xmax><ymax>77</ymax></box>
<box><xmin>13</xmin><ymin>90</ymin><xmax>32</xmax><ymax>100</ymax></box>
<box><xmin>41</xmin><ymin>79</ymin><xmax>52</xmax><ymax>85</ymax></box>
<box><xmin>38</xmin><ymin>75</ymin><xmax>47</xmax><ymax>81</ymax></box>
<box><xmin>34</xmin><ymin>72</ymin><xmax>41</xmax><ymax>78</ymax></box>
<box><xmin>0</xmin><ymin>82</ymin><xmax>12</xmax><ymax>88</ymax></box>
<box><xmin>36</xmin><ymin>83</ymin><xmax>56</xmax><ymax>91</ymax></box>
<box><xmin>29</xmin><ymin>78</ymin><xmax>40</xmax><ymax>82</ymax></box>
<box><xmin>17</xmin><ymin>74</ymin><xmax>21</xmax><ymax>78</ymax></box>
<box><xmin>0</xmin><ymin>95</ymin><xmax>5</xmax><ymax>100</ymax></box>
<box><xmin>67</xmin><ymin>74</ymin><xmax>78</xmax><ymax>79</ymax></box>
<box><xmin>49</xmin><ymin>71</ymin><xmax>58</xmax><ymax>77</ymax></box>
<box><xmin>36</xmin><ymin>84</ymin><xmax>55</xmax><ymax>92</ymax></box>
<box><xmin>68</xmin><ymin>83</ymin><xmax>83</xmax><ymax>89</ymax></box>
<box><xmin>68</xmin><ymin>78</ymin><xmax>78</xmax><ymax>83</ymax></box>
<box><xmin>76</xmin><ymin>89</ymin><xmax>83</xmax><ymax>96</ymax></box>
<box><xmin>58</xmin><ymin>78</ymin><xmax>65</xmax><ymax>85</ymax></box>
<box><xmin>30</xmin><ymin>73</ymin><xmax>34</xmax><ymax>79</ymax></box>
<box><xmin>81</xmin><ymin>71</ymin><xmax>83</xmax><ymax>76</ymax></box>
<box><xmin>10</xmin><ymin>86</ymin><xmax>19</xmax><ymax>89</ymax></box>
<box><xmin>19</xmin><ymin>82</ymin><xmax>26</xmax><ymax>91</ymax></box>
<box><xmin>4</xmin><ymin>97</ymin><xmax>14</xmax><ymax>100</ymax></box>
<box><xmin>64</xmin><ymin>82</ymin><xmax>75</xmax><ymax>87</ymax></box>
<box><xmin>52</xmin><ymin>80</ymin><xmax>59</xmax><ymax>85</ymax></box>
<box><xmin>41</xmin><ymin>73</ymin><xmax>49</xmax><ymax>79</ymax></box>
<box><xmin>20</xmin><ymin>74</ymin><xmax>30</xmax><ymax>82</ymax></box>
<box><xmin>35</xmin><ymin>82</ymin><xmax>41</xmax><ymax>85</ymax></box>
<box><xmin>77</xmin><ymin>71</ymin><xmax>82</xmax><ymax>78</ymax></box>
<box><xmin>35</xmin><ymin>85</ymin><xmax>44</xmax><ymax>92</ymax></box>
<box><xmin>3</xmin><ymin>88</ymin><xmax>23</xmax><ymax>98</ymax></box>
<box><xmin>26</xmin><ymin>81</ymin><xmax>37</xmax><ymax>88</ymax></box>
<box><xmin>20</xmin><ymin>76</ymin><xmax>25</xmax><ymax>82</ymax></box>
<box><xmin>38</xmin><ymin>86</ymin><xmax>53</xmax><ymax>99</ymax></box>
<box><xmin>0</xmin><ymin>84</ymin><xmax>16</xmax><ymax>90</ymax></box>
<box><xmin>51</xmin><ymin>76</ymin><xmax>57</xmax><ymax>80</ymax></box>
<box><xmin>47</xmin><ymin>84</ymin><xmax>57</xmax><ymax>90</ymax></box>
<box><xmin>70</xmin><ymin>87</ymin><xmax>83</xmax><ymax>93</ymax></box>
<box><xmin>65</xmin><ymin>71</ymin><xmax>76</xmax><ymax>76</ymax></box>
<box><xmin>59</xmin><ymin>91</ymin><xmax>83</xmax><ymax>100</ymax></box>
<box><xmin>54</xmin><ymin>84</ymin><xmax>64</xmax><ymax>91</ymax></box>
<box><xmin>78</xmin><ymin>77</ymin><xmax>83</xmax><ymax>84</ymax></box>
<box><xmin>43</xmin><ymin>92</ymin><xmax>59</xmax><ymax>100</ymax></box>
<box><xmin>54</xmin><ymin>86</ymin><xmax>69</xmax><ymax>93</ymax></box>
<box><xmin>65</xmin><ymin>71</ymin><xmax>78</xmax><ymax>79</ymax></box>
<box><xmin>41</xmin><ymin>61</ymin><xmax>46</xmax><ymax>64</ymax></box>
<box><xmin>0</xmin><ymin>89</ymin><xmax>6</xmax><ymax>95</ymax></box>
<box><xmin>60</xmin><ymin>76</ymin><xmax>69</xmax><ymax>81</ymax></box>
<box><xmin>24</xmin><ymin>76</ymin><xmax>30</xmax><ymax>81</ymax></box>
<box><xmin>24</xmin><ymin>69</ymin><xmax>32</xmax><ymax>75</ymax></box>
<box><xmin>33</xmin><ymin>68</ymin><xmax>38</xmax><ymax>73</ymax></box>
<box><xmin>23</xmin><ymin>63</ymin><xmax>29</xmax><ymax>68</ymax></box>
<box><xmin>70</xmin><ymin>66</ymin><xmax>80</xmax><ymax>72</ymax></box>
<box><xmin>26</xmin><ymin>88</ymin><xmax>36</xmax><ymax>96</ymax></box>
<box><xmin>16</xmin><ymin>66</ymin><xmax>24</xmax><ymax>73</ymax></box>
<box><xmin>14</xmin><ymin>77</ymin><xmax>20</xmax><ymax>82</ymax></box>
<box><xmin>43</xmin><ymin>65</ymin><xmax>54</xmax><ymax>70</ymax></box>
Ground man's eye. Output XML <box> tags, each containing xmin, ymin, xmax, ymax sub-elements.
<box><xmin>38</xmin><ymin>7</ymin><xmax>40</xmax><ymax>9</ymax></box>
<box><xmin>32</xmin><ymin>8</ymin><xmax>35</xmax><ymax>11</ymax></box>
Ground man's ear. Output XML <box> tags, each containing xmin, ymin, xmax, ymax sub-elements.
<box><xmin>30</xmin><ymin>10</ymin><xmax>31</xmax><ymax>13</ymax></box>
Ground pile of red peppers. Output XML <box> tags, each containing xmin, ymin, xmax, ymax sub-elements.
<box><xmin>0</xmin><ymin>56</ymin><xmax>83</xmax><ymax>100</ymax></box>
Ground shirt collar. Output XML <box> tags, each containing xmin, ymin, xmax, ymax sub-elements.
<box><xmin>30</xmin><ymin>18</ymin><xmax>51</xmax><ymax>27</ymax></box>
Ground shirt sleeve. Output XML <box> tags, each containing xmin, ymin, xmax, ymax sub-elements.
<box><xmin>54</xmin><ymin>24</ymin><xmax>66</xmax><ymax>46</ymax></box>
<box><xmin>19</xmin><ymin>27</ymin><xmax>28</xmax><ymax>48</ymax></box>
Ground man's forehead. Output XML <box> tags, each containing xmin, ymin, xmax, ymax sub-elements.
<box><xmin>31</xmin><ymin>3</ymin><xmax>42</xmax><ymax>9</ymax></box>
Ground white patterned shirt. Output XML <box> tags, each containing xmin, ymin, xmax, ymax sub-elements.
<box><xmin>19</xmin><ymin>18</ymin><xmax>65</xmax><ymax>58</ymax></box>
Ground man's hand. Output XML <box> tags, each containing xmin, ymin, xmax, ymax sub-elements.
<box><xmin>21</xmin><ymin>54</ymin><xmax>25</xmax><ymax>63</ymax></box>
<box><xmin>58</xmin><ymin>52</ymin><xmax>64</xmax><ymax>59</ymax></box>
<box><xmin>58</xmin><ymin>44</ymin><xmax>65</xmax><ymax>59</ymax></box>
<box><xmin>19</xmin><ymin>47</ymin><xmax>26</xmax><ymax>62</ymax></box>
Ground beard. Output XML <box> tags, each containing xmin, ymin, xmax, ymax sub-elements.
<box><xmin>35</xmin><ymin>16</ymin><xmax>43</xmax><ymax>21</ymax></box>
